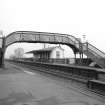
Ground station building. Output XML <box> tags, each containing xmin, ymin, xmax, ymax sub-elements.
<box><xmin>27</xmin><ymin>46</ymin><xmax>64</xmax><ymax>60</ymax></box>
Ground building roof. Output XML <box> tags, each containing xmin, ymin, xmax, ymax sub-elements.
<box><xmin>26</xmin><ymin>46</ymin><xmax>64</xmax><ymax>54</ymax></box>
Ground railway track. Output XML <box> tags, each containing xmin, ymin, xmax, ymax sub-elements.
<box><xmin>7</xmin><ymin>61</ymin><xmax>105</xmax><ymax>103</ymax></box>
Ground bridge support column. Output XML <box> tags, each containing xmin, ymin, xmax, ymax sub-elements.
<box><xmin>74</xmin><ymin>53</ymin><xmax>76</xmax><ymax>64</ymax></box>
<box><xmin>0</xmin><ymin>37</ymin><xmax>5</xmax><ymax>68</ymax></box>
<box><xmin>81</xmin><ymin>52</ymin><xmax>84</xmax><ymax>64</ymax></box>
<box><xmin>79</xmin><ymin>52</ymin><xmax>84</xmax><ymax>65</ymax></box>
<box><xmin>79</xmin><ymin>42</ymin><xmax>84</xmax><ymax>65</ymax></box>
<box><xmin>79</xmin><ymin>53</ymin><xmax>82</xmax><ymax>65</ymax></box>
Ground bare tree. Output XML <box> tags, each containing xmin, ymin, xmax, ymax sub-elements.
<box><xmin>14</xmin><ymin>48</ymin><xmax>24</xmax><ymax>59</ymax></box>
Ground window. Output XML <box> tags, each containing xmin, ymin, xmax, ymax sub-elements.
<box><xmin>56</xmin><ymin>51</ymin><xmax>60</xmax><ymax>58</ymax></box>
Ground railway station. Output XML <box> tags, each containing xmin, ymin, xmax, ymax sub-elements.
<box><xmin>0</xmin><ymin>31</ymin><xmax>105</xmax><ymax>105</ymax></box>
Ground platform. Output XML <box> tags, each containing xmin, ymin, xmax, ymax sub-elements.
<box><xmin>0</xmin><ymin>62</ymin><xmax>104</xmax><ymax>105</ymax></box>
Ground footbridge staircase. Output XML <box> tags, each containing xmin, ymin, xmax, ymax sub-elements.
<box><xmin>82</xmin><ymin>42</ymin><xmax>105</xmax><ymax>69</ymax></box>
<box><xmin>68</xmin><ymin>35</ymin><xmax>105</xmax><ymax>69</ymax></box>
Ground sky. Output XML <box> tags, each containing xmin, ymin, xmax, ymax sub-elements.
<box><xmin>0</xmin><ymin>0</ymin><xmax>105</xmax><ymax>58</ymax></box>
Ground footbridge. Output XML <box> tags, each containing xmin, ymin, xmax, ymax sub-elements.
<box><xmin>1</xmin><ymin>31</ymin><xmax>105</xmax><ymax>69</ymax></box>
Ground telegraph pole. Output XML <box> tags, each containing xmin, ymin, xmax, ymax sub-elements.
<box><xmin>82</xmin><ymin>35</ymin><xmax>86</xmax><ymax>43</ymax></box>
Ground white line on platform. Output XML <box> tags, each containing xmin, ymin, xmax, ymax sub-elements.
<box><xmin>24</xmin><ymin>70</ymin><xmax>35</xmax><ymax>75</ymax></box>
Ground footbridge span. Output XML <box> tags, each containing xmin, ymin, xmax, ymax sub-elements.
<box><xmin>1</xmin><ymin>31</ymin><xmax>105</xmax><ymax>69</ymax></box>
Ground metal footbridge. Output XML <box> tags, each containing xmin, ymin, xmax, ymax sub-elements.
<box><xmin>1</xmin><ymin>31</ymin><xmax>105</xmax><ymax>69</ymax></box>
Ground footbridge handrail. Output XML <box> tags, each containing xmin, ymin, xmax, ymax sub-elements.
<box><xmin>6</xmin><ymin>31</ymin><xmax>81</xmax><ymax>48</ymax></box>
<box><xmin>87</xmin><ymin>43</ymin><xmax>105</xmax><ymax>58</ymax></box>
<box><xmin>16</xmin><ymin>31</ymin><xmax>81</xmax><ymax>44</ymax></box>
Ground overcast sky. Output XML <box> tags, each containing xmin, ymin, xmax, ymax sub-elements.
<box><xmin>0</xmin><ymin>0</ymin><xmax>105</xmax><ymax>58</ymax></box>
